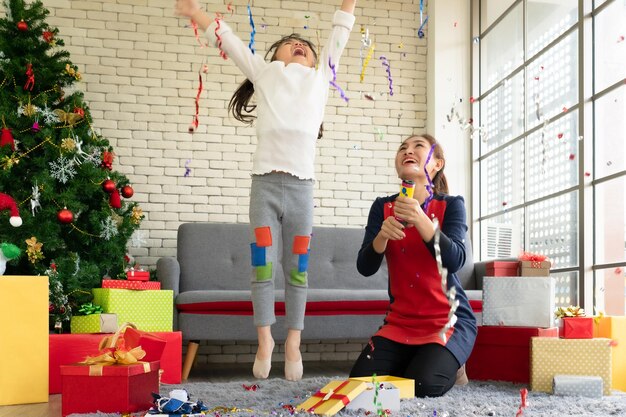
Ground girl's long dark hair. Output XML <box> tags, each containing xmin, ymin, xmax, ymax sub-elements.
<box><xmin>405</xmin><ymin>133</ymin><xmax>449</xmax><ymax>195</ymax></box>
<box><xmin>228</xmin><ymin>34</ymin><xmax>324</xmax><ymax>139</ymax></box>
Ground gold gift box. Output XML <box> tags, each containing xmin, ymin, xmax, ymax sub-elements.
<box><xmin>297</xmin><ymin>380</ymin><xmax>367</xmax><ymax>416</ymax></box>
<box><xmin>531</xmin><ymin>337</ymin><xmax>612</xmax><ymax>395</ymax></box>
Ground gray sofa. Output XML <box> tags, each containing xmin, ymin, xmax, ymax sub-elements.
<box><xmin>156</xmin><ymin>222</ymin><xmax>482</xmax><ymax>379</ymax></box>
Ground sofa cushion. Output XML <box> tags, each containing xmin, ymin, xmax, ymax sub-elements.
<box><xmin>176</xmin><ymin>289</ymin><xmax>390</xmax><ymax>316</ymax></box>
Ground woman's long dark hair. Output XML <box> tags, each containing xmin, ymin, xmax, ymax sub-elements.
<box><xmin>404</xmin><ymin>133</ymin><xmax>449</xmax><ymax>195</ymax></box>
<box><xmin>228</xmin><ymin>34</ymin><xmax>324</xmax><ymax>139</ymax></box>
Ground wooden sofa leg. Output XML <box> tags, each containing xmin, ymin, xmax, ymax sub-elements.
<box><xmin>182</xmin><ymin>340</ymin><xmax>200</xmax><ymax>380</ymax></box>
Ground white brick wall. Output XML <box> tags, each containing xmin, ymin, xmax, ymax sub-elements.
<box><xmin>40</xmin><ymin>0</ymin><xmax>426</xmax><ymax>266</ymax></box>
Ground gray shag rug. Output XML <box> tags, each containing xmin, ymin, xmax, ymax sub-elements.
<box><xmin>68</xmin><ymin>376</ymin><xmax>626</xmax><ymax>417</ymax></box>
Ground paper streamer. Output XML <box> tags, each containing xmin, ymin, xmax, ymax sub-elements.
<box><xmin>418</xmin><ymin>0</ymin><xmax>428</xmax><ymax>38</ymax></box>
<box><xmin>433</xmin><ymin>218</ymin><xmax>459</xmax><ymax>344</ymax></box>
<box><xmin>422</xmin><ymin>144</ymin><xmax>436</xmax><ymax>211</ymax></box>
<box><xmin>372</xmin><ymin>374</ymin><xmax>385</xmax><ymax>417</ymax></box>
<box><xmin>190</xmin><ymin>21</ymin><xmax>206</xmax><ymax>47</ymax></box>
<box><xmin>379</xmin><ymin>55</ymin><xmax>393</xmax><ymax>96</ymax></box>
<box><xmin>247</xmin><ymin>4</ymin><xmax>256</xmax><ymax>54</ymax></box>
<box><xmin>189</xmin><ymin>70</ymin><xmax>203</xmax><ymax>132</ymax></box>
<box><xmin>184</xmin><ymin>159</ymin><xmax>191</xmax><ymax>177</ymax></box>
<box><xmin>360</xmin><ymin>43</ymin><xmax>375</xmax><ymax>83</ymax></box>
<box><xmin>328</xmin><ymin>57</ymin><xmax>349</xmax><ymax>103</ymax></box>
<box><xmin>214</xmin><ymin>15</ymin><xmax>228</xmax><ymax>60</ymax></box>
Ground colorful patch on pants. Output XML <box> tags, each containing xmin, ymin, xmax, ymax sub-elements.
<box><xmin>292</xmin><ymin>235</ymin><xmax>310</xmax><ymax>255</ymax></box>
<box><xmin>255</xmin><ymin>226</ymin><xmax>272</xmax><ymax>247</ymax></box>
<box><xmin>256</xmin><ymin>262</ymin><xmax>273</xmax><ymax>281</ymax></box>
<box><xmin>250</xmin><ymin>243</ymin><xmax>266</xmax><ymax>267</ymax></box>
<box><xmin>290</xmin><ymin>269</ymin><xmax>307</xmax><ymax>286</ymax></box>
<box><xmin>298</xmin><ymin>251</ymin><xmax>310</xmax><ymax>273</ymax></box>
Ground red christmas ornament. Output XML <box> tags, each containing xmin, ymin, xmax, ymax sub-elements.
<box><xmin>102</xmin><ymin>179</ymin><xmax>116</xmax><ymax>193</ymax></box>
<box><xmin>32</xmin><ymin>121</ymin><xmax>40</xmax><ymax>132</ymax></box>
<box><xmin>49</xmin><ymin>303</ymin><xmax>55</xmax><ymax>313</ymax></box>
<box><xmin>17</xmin><ymin>19</ymin><xmax>28</xmax><ymax>31</ymax></box>
<box><xmin>109</xmin><ymin>188</ymin><xmax>121</xmax><ymax>209</ymax></box>
<box><xmin>57</xmin><ymin>208</ymin><xmax>74</xmax><ymax>224</ymax></box>
<box><xmin>43</xmin><ymin>30</ymin><xmax>54</xmax><ymax>43</ymax></box>
<box><xmin>24</xmin><ymin>63</ymin><xmax>35</xmax><ymax>91</ymax></box>
<box><xmin>73</xmin><ymin>107</ymin><xmax>85</xmax><ymax>117</ymax></box>
<box><xmin>121</xmin><ymin>185</ymin><xmax>134</xmax><ymax>198</ymax></box>
<box><xmin>101</xmin><ymin>151</ymin><xmax>114</xmax><ymax>170</ymax></box>
<box><xmin>0</xmin><ymin>127</ymin><xmax>15</xmax><ymax>151</ymax></box>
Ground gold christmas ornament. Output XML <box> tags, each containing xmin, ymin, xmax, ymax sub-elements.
<box><xmin>131</xmin><ymin>206</ymin><xmax>143</xmax><ymax>224</ymax></box>
<box><xmin>54</xmin><ymin>109</ymin><xmax>83</xmax><ymax>126</ymax></box>
<box><xmin>1</xmin><ymin>155</ymin><xmax>19</xmax><ymax>170</ymax></box>
<box><xmin>61</xmin><ymin>137</ymin><xmax>76</xmax><ymax>152</ymax></box>
<box><xmin>25</xmin><ymin>236</ymin><xmax>44</xmax><ymax>263</ymax></box>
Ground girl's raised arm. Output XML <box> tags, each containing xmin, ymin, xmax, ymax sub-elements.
<box><xmin>341</xmin><ymin>0</ymin><xmax>357</xmax><ymax>14</ymax></box>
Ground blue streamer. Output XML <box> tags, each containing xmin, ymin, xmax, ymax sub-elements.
<box><xmin>247</xmin><ymin>4</ymin><xmax>256</xmax><ymax>54</ymax></box>
<box><xmin>418</xmin><ymin>15</ymin><xmax>429</xmax><ymax>39</ymax></box>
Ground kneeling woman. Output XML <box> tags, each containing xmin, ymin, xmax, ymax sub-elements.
<box><xmin>349</xmin><ymin>134</ymin><xmax>477</xmax><ymax>397</ymax></box>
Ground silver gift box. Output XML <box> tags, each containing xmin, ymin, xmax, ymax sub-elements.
<box><xmin>553</xmin><ymin>374</ymin><xmax>603</xmax><ymax>398</ymax></box>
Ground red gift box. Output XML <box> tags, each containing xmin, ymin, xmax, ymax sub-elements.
<box><xmin>124</xmin><ymin>327</ymin><xmax>167</xmax><ymax>362</ymax></box>
<box><xmin>126</xmin><ymin>269</ymin><xmax>150</xmax><ymax>281</ymax></box>
<box><xmin>49</xmin><ymin>332</ymin><xmax>182</xmax><ymax>394</ymax></box>
<box><xmin>486</xmin><ymin>261</ymin><xmax>519</xmax><ymax>277</ymax></box>
<box><xmin>61</xmin><ymin>361</ymin><xmax>159</xmax><ymax>416</ymax></box>
<box><xmin>466</xmin><ymin>326</ymin><xmax>558</xmax><ymax>383</ymax></box>
<box><xmin>560</xmin><ymin>317</ymin><xmax>594</xmax><ymax>339</ymax></box>
<box><xmin>102</xmin><ymin>279</ymin><xmax>161</xmax><ymax>290</ymax></box>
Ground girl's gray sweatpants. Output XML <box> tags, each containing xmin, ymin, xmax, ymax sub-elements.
<box><xmin>249</xmin><ymin>172</ymin><xmax>314</xmax><ymax>330</ymax></box>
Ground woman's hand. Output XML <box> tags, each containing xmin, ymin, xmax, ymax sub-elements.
<box><xmin>175</xmin><ymin>0</ymin><xmax>202</xmax><ymax>18</ymax></box>
<box><xmin>394</xmin><ymin>195</ymin><xmax>436</xmax><ymax>242</ymax></box>
<box><xmin>393</xmin><ymin>195</ymin><xmax>423</xmax><ymax>227</ymax></box>
<box><xmin>372</xmin><ymin>215</ymin><xmax>405</xmax><ymax>253</ymax></box>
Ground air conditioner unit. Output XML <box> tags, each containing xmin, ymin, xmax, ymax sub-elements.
<box><xmin>480</xmin><ymin>222</ymin><xmax>521</xmax><ymax>259</ymax></box>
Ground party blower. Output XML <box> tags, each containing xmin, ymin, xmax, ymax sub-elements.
<box><xmin>396</xmin><ymin>179</ymin><xmax>415</xmax><ymax>225</ymax></box>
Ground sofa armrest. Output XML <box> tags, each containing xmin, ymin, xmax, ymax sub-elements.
<box><xmin>156</xmin><ymin>257</ymin><xmax>180</xmax><ymax>297</ymax></box>
<box><xmin>473</xmin><ymin>261</ymin><xmax>490</xmax><ymax>291</ymax></box>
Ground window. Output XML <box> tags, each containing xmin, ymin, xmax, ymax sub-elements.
<box><xmin>473</xmin><ymin>0</ymin><xmax>626</xmax><ymax>314</ymax></box>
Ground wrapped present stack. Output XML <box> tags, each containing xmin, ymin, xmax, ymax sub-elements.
<box><xmin>90</xmin><ymin>266</ymin><xmax>173</xmax><ymax>332</ymax></box>
<box><xmin>530</xmin><ymin>305</ymin><xmax>617</xmax><ymax>396</ymax></box>
<box><xmin>466</xmin><ymin>252</ymin><xmax>559</xmax><ymax>384</ymax></box>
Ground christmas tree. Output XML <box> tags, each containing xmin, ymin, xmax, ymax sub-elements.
<box><xmin>0</xmin><ymin>0</ymin><xmax>144</xmax><ymax>328</ymax></box>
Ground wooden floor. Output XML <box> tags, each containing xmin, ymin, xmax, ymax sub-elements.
<box><xmin>0</xmin><ymin>361</ymin><xmax>354</xmax><ymax>417</ymax></box>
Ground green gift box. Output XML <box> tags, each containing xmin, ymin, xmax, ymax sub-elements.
<box><xmin>92</xmin><ymin>289</ymin><xmax>173</xmax><ymax>332</ymax></box>
<box><xmin>70</xmin><ymin>313</ymin><xmax>118</xmax><ymax>334</ymax></box>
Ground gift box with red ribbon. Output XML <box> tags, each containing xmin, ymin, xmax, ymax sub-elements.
<box><xmin>126</xmin><ymin>268</ymin><xmax>150</xmax><ymax>281</ymax></box>
<box><xmin>102</xmin><ymin>279</ymin><xmax>161</xmax><ymax>290</ymax></box>
<box><xmin>518</xmin><ymin>252</ymin><xmax>551</xmax><ymax>276</ymax></box>
<box><xmin>297</xmin><ymin>380</ymin><xmax>367</xmax><ymax>416</ymax></box>
<box><xmin>60</xmin><ymin>361</ymin><xmax>159</xmax><ymax>416</ymax></box>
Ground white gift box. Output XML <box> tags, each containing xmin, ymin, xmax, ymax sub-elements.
<box><xmin>345</xmin><ymin>382</ymin><xmax>400</xmax><ymax>412</ymax></box>
<box><xmin>553</xmin><ymin>375</ymin><xmax>603</xmax><ymax>398</ymax></box>
<box><xmin>482</xmin><ymin>276</ymin><xmax>555</xmax><ymax>328</ymax></box>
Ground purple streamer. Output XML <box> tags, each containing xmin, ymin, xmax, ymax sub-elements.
<box><xmin>422</xmin><ymin>144</ymin><xmax>436</xmax><ymax>211</ymax></box>
<box><xmin>184</xmin><ymin>159</ymin><xmax>191</xmax><ymax>177</ymax></box>
<box><xmin>328</xmin><ymin>57</ymin><xmax>349</xmax><ymax>103</ymax></box>
<box><xmin>379</xmin><ymin>55</ymin><xmax>394</xmax><ymax>96</ymax></box>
